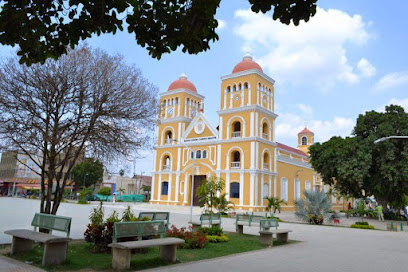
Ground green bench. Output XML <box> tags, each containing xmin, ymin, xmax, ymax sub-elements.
<box><xmin>190</xmin><ymin>213</ymin><xmax>222</xmax><ymax>231</ymax></box>
<box><xmin>4</xmin><ymin>213</ymin><xmax>72</xmax><ymax>266</ymax></box>
<box><xmin>108</xmin><ymin>220</ymin><xmax>184</xmax><ymax>270</ymax></box>
<box><xmin>235</xmin><ymin>214</ymin><xmax>279</xmax><ymax>234</ymax></box>
<box><xmin>138</xmin><ymin>212</ymin><xmax>170</xmax><ymax>229</ymax></box>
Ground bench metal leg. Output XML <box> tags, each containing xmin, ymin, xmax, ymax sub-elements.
<box><xmin>42</xmin><ymin>242</ymin><xmax>68</xmax><ymax>266</ymax></box>
<box><xmin>112</xmin><ymin>247</ymin><xmax>131</xmax><ymax>270</ymax></box>
<box><xmin>277</xmin><ymin>233</ymin><xmax>289</xmax><ymax>243</ymax></box>
<box><xmin>11</xmin><ymin>236</ymin><xmax>34</xmax><ymax>255</ymax></box>
<box><xmin>259</xmin><ymin>232</ymin><xmax>274</xmax><ymax>247</ymax></box>
<box><xmin>160</xmin><ymin>244</ymin><xmax>178</xmax><ymax>263</ymax></box>
<box><xmin>236</xmin><ymin>225</ymin><xmax>243</xmax><ymax>234</ymax></box>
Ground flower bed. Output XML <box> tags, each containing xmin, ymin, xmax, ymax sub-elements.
<box><xmin>166</xmin><ymin>225</ymin><xmax>208</xmax><ymax>249</ymax></box>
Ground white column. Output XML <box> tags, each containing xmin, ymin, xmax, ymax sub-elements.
<box><xmin>229</xmin><ymin>91</ymin><xmax>233</xmax><ymax>108</ymax></box>
<box><xmin>217</xmin><ymin>145</ymin><xmax>222</xmax><ymax>170</ymax></box>
<box><xmin>223</xmin><ymin>89</ymin><xmax>227</xmax><ymax>110</ymax></box>
<box><xmin>175</xmin><ymin>175</ymin><xmax>180</xmax><ymax>202</ymax></box>
<box><xmin>157</xmin><ymin>174</ymin><xmax>162</xmax><ymax>200</ymax></box>
<box><xmin>255</xmin><ymin>142</ymin><xmax>259</xmax><ymax>170</ymax></box>
<box><xmin>225</xmin><ymin>173</ymin><xmax>230</xmax><ymax>201</ymax></box>
<box><xmin>269</xmin><ymin>175</ymin><xmax>272</xmax><ymax>197</ymax></box>
<box><xmin>183</xmin><ymin>175</ymin><xmax>188</xmax><ymax>204</ymax></box>
<box><xmin>255</xmin><ymin>174</ymin><xmax>259</xmax><ymax>206</ymax></box>
<box><xmin>241</xmin><ymin>91</ymin><xmax>244</xmax><ymax>107</ymax></box>
<box><xmin>242</xmin><ymin>122</ymin><xmax>246</xmax><ymax>138</ymax></box>
<box><xmin>247</xmin><ymin>85</ymin><xmax>251</xmax><ymax>106</ymax></box>
<box><xmin>250</xmin><ymin>142</ymin><xmax>255</xmax><ymax>169</ymax></box>
<box><xmin>216</xmin><ymin>172</ymin><xmax>221</xmax><ymax>197</ymax></box>
<box><xmin>226</xmin><ymin>153</ymin><xmax>230</xmax><ymax>170</ymax></box>
<box><xmin>255</xmin><ymin>112</ymin><xmax>259</xmax><ymax>137</ymax></box>
<box><xmin>184</xmin><ymin>98</ymin><xmax>187</xmax><ymax>117</ymax></box>
<box><xmin>257</xmin><ymin>85</ymin><xmax>260</xmax><ymax>106</ymax></box>
<box><xmin>168</xmin><ymin>174</ymin><xmax>172</xmax><ymax>202</ymax></box>
<box><xmin>250</xmin><ymin>174</ymin><xmax>254</xmax><ymax>207</ymax></box>
<box><xmin>219</xmin><ymin>117</ymin><xmax>223</xmax><ymax>140</ymax></box>
<box><xmin>150</xmin><ymin>175</ymin><xmax>156</xmax><ymax>201</ymax></box>
<box><xmin>274</xmin><ymin>175</ymin><xmax>277</xmax><ymax>197</ymax></box>
<box><xmin>177</xmin><ymin>100</ymin><xmax>180</xmax><ymax>116</ymax></box>
<box><xmin>250</xmin><ymin>112</ymin><xmax>254</xmax><ymax>137</ymax></box>
<box><xmin>239</xmin><ymin>173</ymin><xmax>244</xmax><ymax>206</ymax></box>
<box><xmin>261</xmin><ymin>174</ymin><xmax>264</xmax><ymax>206</ymax></box>
<box><xmin>226</xmin><ymin>124</ymin><xmax>230</xmax><ymax>139</ymax></box>
<box><xmin>178</xmin><ymin>123</ymin><xmax>182</xmax><ymax>141</ymax></box>
<box><xmin>164</xmin><ymin>100</ymin><xmax>168</xmax><ymax>119</ymax></box>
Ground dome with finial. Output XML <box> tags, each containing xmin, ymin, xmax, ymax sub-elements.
<box><xmin>168</xmin><ymin>73</ymin><xmax>197</xmax><ymax>93</ymax></box>
<box><xmin>232</xmin><ymin>53</ymin><xmax>263</xmax><ymax>74</ymax></box>
<box><xmin>298</xmin><ymin>127</ymin><xmax>314</xmax><ymax>135</ymax></box>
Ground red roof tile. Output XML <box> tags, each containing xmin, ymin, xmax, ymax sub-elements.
<box><xmin>277</xmin><ymin>142</ymin><xmax>308</xmax><ymax>157</ymax></box>
<box><xmin>298</xmin><ymin>127</ymin><xmax>314</xmax><ymax>135</ymax></box>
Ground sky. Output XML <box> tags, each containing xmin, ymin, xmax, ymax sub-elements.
<box><xmin>1</xmin><ymin>0</ymin><xmax>407</xmax><ymax>177</ymax></box>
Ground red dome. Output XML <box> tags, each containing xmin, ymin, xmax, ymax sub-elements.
<box><xmin>168</xmin><ymin>73</ymin><xmax>197</xmax><ymax>93</ymax></box>
<box><xmin>298</xmin><ymin>127</ymin><xmax>314</xmax><ymax>135</ymax></box>
<box><xmin>232</xmin><ymin>54</ymin><xmax>263</xmax><ymax>73</ymax></box>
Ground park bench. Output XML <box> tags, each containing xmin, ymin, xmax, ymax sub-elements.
<box><xmin>138</xmin><ymin>212</ymin><xmax>170</xmax><ymax>229</ymax></box>
<box><xmin>108</xmin><ymin>220</ymin><xmax>184</xmax><ymax>270</ymax></box>
<box><xmin>259</xmin><ymin>229</ymin><xmax>292</xmax><ymax>246</ymax></box>
<box><xmin>235</xmin><ymin>214</ymin><xmax>279</xmax><ymax>234</ymax></box>
<box><xmin>4</xmin><ymin>213</ymin><xmax>72</xmax><ymax>266</ymax></box>
<box><xmin>190</xmin><ymin>213</ymin><xmax>222</xmax><ymax>231</ymax></box>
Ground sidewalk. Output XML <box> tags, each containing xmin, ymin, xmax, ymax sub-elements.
<box><xmin>0</xmin><ymin>255</ymin><xmax>45</xmax><ymax>272</ymax></box>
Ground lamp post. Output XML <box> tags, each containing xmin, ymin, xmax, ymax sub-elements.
<box><xmin>83</xmin><ymin>173</ymin><xmax>89</xmax><ymax>188</ymax></box>
<box><xmin>173</xmin><ymin>139</ymin><xmax>196</xmax><ymax>223</ymax></box>
<box><xmin>374</xmin><ymin>136</ymin><xmax>408</xmax><ymax>144</ymax></box>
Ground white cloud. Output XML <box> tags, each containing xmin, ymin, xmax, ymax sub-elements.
<box><xmin>234</xmin><ymin>8</ymin><xmax>373</xmax><ymax>90</ymax></box>
<box><xmin>296</xmin><ymin>103</ymin><xmax>313</xmax><ymax>118</ymax></box>
<box><xmin>376</xmin><ymin>98</ymin><xmax>408</xmax><ymax>112</ymax></box>
<box><xmin>374</xmin><ymin>71</ymin><xmax>408</xmax><ymax>91</ymax></box>
<box><xmin>217</xmin><ymin>20</ymin><xmax>226</xmax><ymax>30</ymax></box>
<box><xmin>357</xmin><ymin>58</ymin><xmax>376</xmax><ymax>77</ymax></box>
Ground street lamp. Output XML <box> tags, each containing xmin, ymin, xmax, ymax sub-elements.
<box><xmin>374</xmin><ymin>136</ymin><xmax>408</xmax><ymax>144</ymax></box>
<box><xmin>173</xmin><ymin>139</ymin><xmax>196</xmax><ymax>223</ymax></box>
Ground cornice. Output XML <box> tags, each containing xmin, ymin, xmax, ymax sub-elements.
<box><xmin>157</xmin><ymin>116</ymin><xmax>192</xmax><ymax>124</ymax></box>
<box><xmin>159</xmin><ymin>89</ymin><xmax>205</xmax><ymax>100</ymax></box>
<box><xmin>277</xmin><ymin>155</ymin><xmax>312</xmax><ymax>169</ymax></box>
<box><xmin>220</xmin><ymin>69</ymin><xmax>275</xmax><ymax>85</ymax></box>
<box><xmin>217</xmin><ymin>105</ymin><xmax>278</xmax><ymax>119</ymax></box>
<box><xmin>154</xmin><ymin>137</ymin><xmax>278</xmax><ymax>148</ymax></box>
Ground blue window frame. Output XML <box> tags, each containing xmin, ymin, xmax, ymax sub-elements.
<box><xmin>162</xmin><ymin>181</ymin><xmax>168</xmax><ymax>195</ymax></box>
<box><xmin>230</xmin><ymin>182</ymin><xmax>240</xmax><ymax>198</ymax></box>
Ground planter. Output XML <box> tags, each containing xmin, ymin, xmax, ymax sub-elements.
<box><xmin>387</xmin><ymin>222</ymin><xmax>398</xmax><ymax>231</ymax></box>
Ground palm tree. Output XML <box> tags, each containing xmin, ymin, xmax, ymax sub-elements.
<box><xmin>214</xmin><ymin>193</ymin><xmax>235</xmax><ymax>215</ymax></box>
<box><xmin>264</xmin><ymin>197</ymin><xmax>287</xmax><ymax>216</ymax></box>
<box><xmin>294</xmin><ymin>190</ymin><xmax>332</xmax><ymax>225</ymax></box>
<box><xmin>117</xmin><ymin>188</ymin><xmax>125</xmax><ymax>196</ymax></box>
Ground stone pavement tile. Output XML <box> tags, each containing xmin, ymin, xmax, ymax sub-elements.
<box><xmin>0</xmin><ymin>255</ymin><xmax>45</xmax><ymax>272</ymax></box>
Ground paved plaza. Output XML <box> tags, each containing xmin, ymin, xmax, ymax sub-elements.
<box><xmin>1</xmin><ymin>198</ymin><xmax>407</xmax><ymax>271</ymax></box>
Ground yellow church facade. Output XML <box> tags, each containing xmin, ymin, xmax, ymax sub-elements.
<box><xmin>150</xmin><ymin>54</ymin><xmax>344</xmax><ymax>211</ymax></box>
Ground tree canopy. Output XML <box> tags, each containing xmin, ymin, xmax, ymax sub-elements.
<box><xmin>0</xmin><ymin>45</ymin><xmax>158</xmax><ymax>214</ymax></box>
<box><xmin>309</xmin><ymin>105</ymin><xmax>408</xmax><ymax>209</ymax></box>
<box><xmin>71</xmin><ymin>159</ymin><xmax>104</xmax><ymax>188</ymax></box>
<box><xmin>0</xmin><ymin>0</ymin><xmax>318</xmax><ymax>65</ymax></box>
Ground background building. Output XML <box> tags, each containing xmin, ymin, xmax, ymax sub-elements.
<box><xmin>150</xmin><ymin>54</ymin><xmax>343</xmax><ymax>211</ymax></box>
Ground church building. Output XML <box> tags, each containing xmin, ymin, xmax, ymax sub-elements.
<box><xmin>150</xmin><ymin>54</ymin><xmax>344</xmax><ymax>211</ymax></box>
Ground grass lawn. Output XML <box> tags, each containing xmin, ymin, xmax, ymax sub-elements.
<box><xmin>5</xmin><ymin>233</ymin><xmax>296</xmax><ymax>271</ymax></box>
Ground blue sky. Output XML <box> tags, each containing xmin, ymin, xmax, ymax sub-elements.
<box><xmin>1</xmin><ymin>0</ymin><xmax>407</xmax><ymax>177</ymax></box>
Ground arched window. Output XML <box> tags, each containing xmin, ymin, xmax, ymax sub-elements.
<box><xmin>263</xmin><ymin>153</ymin><xmax>269</xmax><ymax>170</ymax></box>
<box><xmin>262</xmin><ymin>123</ymin><xmax>268</xmax><ymax>139</ymax></box>
<box><xmin>165</xmin><ymin>131</ymin><xmax>172</xmax><ymax>144</ymax></box>
<box><xmin>244</xmin><ymin>82</ymin><xmax>249</xmax><ymax>89</ymax></box>
<box><xmin>305</xmin><ymin>181</ymin><xmax>311</xmax><ymax>191</ymax></box>
<box><xmin>233</xmin><ymin>85</ymin><xmax>236</xmax><ymax>92</ymax></box>
<box><xmin>202</xmin><ymin>150</ymin><xmax>207</xmax><ymax>159</ymax></box>
<box><xmin>230</xmin><ymin>182</ymin><xmax>240</xmax><ymax>198</ymax></box>
<box><xmin>161</xmin><ymin>181</ymin><xmax>168</xmax><ymax>195</ymax></box>
<box><xmin>231</xmin><ymin>151</ymin><xmax>241</xmax><ymax>168</ymax></box>
<box><xmin>196</xmin><ymin>150</ymin><xmax>201</xmax><ymax>159</ymax></box>
<box><xmin>281</xmin><ymin>178</ymin><xmax>288</xmax><ymax>201</ymax></box>
<box><xmin>263</xmin><ymin>183</ymin><xmax>269</xmax><ymax>198</ymax></box>
<box><xmin>191</xmin><ymin>151</ymin><xmax>195</xmax><ymax>159</ymax></box>
<box><xmin>238</xmin><ymin>83</ymin><xmax>242</xmax><ymax>90</ymax></box>
<box><xmin>295</xmin><ymin>179</ymin><xmax>301</xmax><ymax>200</ymax></box>
<box><xmin>302</xmin><ymin>136</ymin><xmax>307</xmax><ymax>145</ymax></box>
<box><xmin>232</xmin><ymin>121</ymin><xmax>241</xmax><ymax>138</ymax></box>
<box><xmin>227</xmin><ymin>86</ymin><xmax>231</xmax><ymax>92</ymax></box>
<box><xmin>163</xmin><ymin>155</ymin><xmax>170</xmax><ymax>170</ymax></box>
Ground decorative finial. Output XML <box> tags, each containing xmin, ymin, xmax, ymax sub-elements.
<box><xmin>243</xmin><ymin>52</ymin><xmax>252</xmax><ymax>60</ymax></box>
<box><xmin>180</xmin><ymin>72</ymin><xmax>187</xmax><ymax>79</ymax></box>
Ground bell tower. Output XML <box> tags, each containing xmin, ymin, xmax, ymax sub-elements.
<box><xmin>297</xmin><ymin>127</ymin><xmax>314</xmax><ymax>155</ymax></box>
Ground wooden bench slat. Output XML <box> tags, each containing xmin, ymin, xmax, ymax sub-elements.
<box><xmin>108</xmin><ymin>238</ymin><xmax>184</xmax><ymax>249</ymax></box>
<box><xmin>4</xmin><ymin>229</ymin><xmax>71</xmax><ymax>243</ymax></box>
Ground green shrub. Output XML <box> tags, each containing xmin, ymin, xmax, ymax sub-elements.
<box><xmin>350</xmin><ymin>224</ymin><xmax>375</xmax><ymax>230</ymax></box>
<box><xmin>265</xmin><ymin>216</ymin><xmax>283</xmax><ymax>222</ymax></box>
<box><xmin>355</xmin><ymin>221</ymin><xmax>369</xmax><ymax>226</ymax></box>
<box><xmin>117</xmin><ymin>199</ymin><xmax>124</xmax><ymax>202</ymax></box>
<box><xmin>122</xmin><ymin>206</ymin><xmax>138</xmax><ymax>222</ymax></box>
<box><xmin>166</xmin><ymin>225</ymin><xmax>208</xmax><ymax>249</ymax></box>
<box><xmin>98</xmin><ymin>187</ymin><xmax>111</xmax><ymax>196</ymax></box>
<box><xmin>198</xmin><ymin>226</ymin><xmax>223</xmax><ymax>236</ymax></box>
<box><xmin>294</xmin><ymin>190</ymin><xmax>333</xmax><ymax>225</ymax></box>
<box><xmin>207</xmin><ymin>235</ymin><xmax>229</xmax><ymax>243</ymax></box>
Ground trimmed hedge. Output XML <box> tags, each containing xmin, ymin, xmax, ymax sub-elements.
<box><xmin>207</xmin><ymin>235</ymin><xmax>229</xmax><ymax>243</ymax></box>
<box><xmin>350</xmin><ymin>224</ymin><xmax>375</xmax><ymax>230</ymax></box>
<box><xmin>355</xmin><ymin>221</ymin><xmax>369</xmax><ymax>226</ymax></box>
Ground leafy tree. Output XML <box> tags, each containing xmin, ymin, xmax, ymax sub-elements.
<box><xmin>98</xmin><ymin>187</ymin><xmax>112</xmax><ymax>201</ymax></box>
<box><xmin>78</xmin><ymin>187</ymin><xmax>93</xmax><ymax>204</ymax></box>
<box><xmin>0</xmin><ymin>45</ymin><xmax>158</xmax><ymax>214</ymax></box>
<box><xmin>264</xmin><ymin>196</ymin><xmax>286</xmax><ymax>215</ymax></box>
<box><xmin>116</xmin><ymin>188</ymin><xmax>126</xmax><ymax>195</ymax></box>
<box><xmin>294</xmin><ymin>190</ymin><xmax>332</xmax><ymax>225</ymax></box>
<box><xmin>310</xmin><ymin>105</ymin><xmax>408</xmax><ymax>209</ymax></box>
<box><xmin>71</xmin><ymin>159</ymin><xmax>104</xmax><ymax>188</ymax></box>
<box><xmin>196</xmin><ymin>176</ymin><xmax>225</xmax><ymax>214</ymax></box>
<box><xmin>0</xmin><ymin>0</ymin><xmax>318</xmax><ymax>65</ymax></box>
